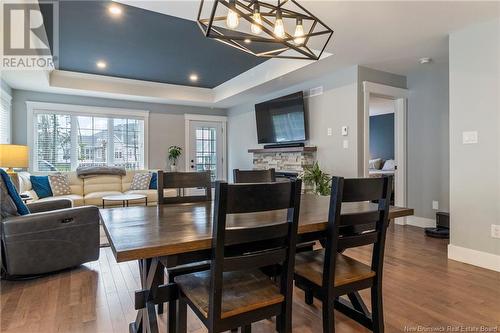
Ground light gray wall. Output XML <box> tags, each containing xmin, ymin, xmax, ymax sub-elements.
<box><xmin>228</xmin><ymin>65</ymin><xmax>408</xmax><ymax>182</ymax></box>
<box><xmin>407</xmin><ymin>62</ymin><xmax>450</xmax><ymax>220</ymax></box>
<box><xmin>449</xmin><ymin>19</ymin><xmax>500</xmax><ymax>256</ymax></box>
<box><xmin>228</xmin><ymin>66</ymin><xmax>360</xmax><ymax>181</ymax></box>
<box><xmin>11</xmin><ymin>90</ymin><xmax>226</xmax><ymax>170</ymax></box>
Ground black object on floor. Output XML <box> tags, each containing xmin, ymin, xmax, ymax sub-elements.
<box><xmin>425</xmin><ymin>212</ymin><xmax>449</xmax><ymax>239</ymax></box>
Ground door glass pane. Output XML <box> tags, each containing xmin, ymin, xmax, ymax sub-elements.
<box><xmin>194</xmin><ymin>127</ymin><xmax>217</xmax><ymax>181</ymax></box>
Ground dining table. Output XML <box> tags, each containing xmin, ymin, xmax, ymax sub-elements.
<box><xmin>101</xmin><ymin>193</ymin><xmax>414</xmax><ymax>333</ymax></box>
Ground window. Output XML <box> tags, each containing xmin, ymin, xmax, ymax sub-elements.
<box><xmin>29</xmin><ymin>103</ymin><xmax>148</xmax><ymax>172</ymax></box>
<box><xmin>195</xmin><ymin>127</ymin><xmax>217</xmax><ymax>181</ymax></box>
<box><xmin>0</xmin><ymin>88</ymin><xmax>12</xmax><ymax>144</ymax></box>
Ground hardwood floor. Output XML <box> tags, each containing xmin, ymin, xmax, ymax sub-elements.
<box><xmin>1</xmin><ymin>225</ymin><xmax>499</xmax><ymax>333</ymax></box>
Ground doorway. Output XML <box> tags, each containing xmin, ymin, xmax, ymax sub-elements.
<box><xmin>185</xmin><ymin>114</ymin><xmax>227</xmax><ymax>181</ymax></box>
<box><xmin>368</xmin><ymin>96</ymin><xmax>396</xmax><ymax>204</ymax></box>
<box><xmin>363</xmin><ymin>82</ymin><xmax>408</xmax><ymax>224</ymax></box>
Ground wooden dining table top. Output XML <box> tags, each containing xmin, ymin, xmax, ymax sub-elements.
<box><xmin>101</xmin><ymin>194</ymin><xmax>414</xmax><ymax>263</ymax></box>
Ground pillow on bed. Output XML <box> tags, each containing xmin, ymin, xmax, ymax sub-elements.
<box><xmin>382</xmin><ymin>159</ymin><xmax>395</xmax><ymax>171</ymax></box>
<box><xmin>369</xmin><ymin>158</ymin><xmax>383</xmax><ymax>170</ymax></box>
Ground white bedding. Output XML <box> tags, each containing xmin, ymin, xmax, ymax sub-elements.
<box><xmin>369</xmin><ymin>169</ymin><xmax>395</xmax><ymax>176</ymax></box>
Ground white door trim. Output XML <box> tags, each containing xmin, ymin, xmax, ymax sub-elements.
<box><xmin>184</xmin><ymin>114</ymin><xmax>228</xmax><ymax>180</ymax></box>
<box><xmin>363</xmin><ymin>81</ymin><xmax>408</xmax><ymax>224</ymax></box>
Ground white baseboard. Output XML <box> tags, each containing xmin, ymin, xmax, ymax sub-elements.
<box><xmin>403</xmin><ymin>216</ymin><xmax>436</xmax><ymax>228</ymax></box>
<box><xmin>448</xmin><ymin>244</ymin><xmax>500</xmax><ymax>272</ymax></box>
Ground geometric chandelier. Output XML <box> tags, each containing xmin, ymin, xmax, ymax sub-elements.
<box><xmin>197</xmin><ymin>0</ymin><xmax>334</xmax><ymax>60</ymax></box>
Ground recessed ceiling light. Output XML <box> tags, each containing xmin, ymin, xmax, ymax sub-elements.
<box><xmin>96</xmin><ymin>61</ymin><xmax>107</xmax><ymax>69</ymax></box>
<box><xmin>419</xmin><ymin>57</ymin><xmax>432</xmax><ymax>64</ymax></box>
<box><xmin>108</xmin><ymin>4</ymin><xmax>122</xmax><ymax>16</ymax></box>
<box><xmin>189</xmin><ymin>74</ymin><xmax>198</xmax><ymax>82</ymax></box>
<box><xmin>244</xmin><ymin>38</ymin><xmax>251</xmax><ymax>44</ymax></box>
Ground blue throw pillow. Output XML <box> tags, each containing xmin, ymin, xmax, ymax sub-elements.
<box><xmin>149</xmin><ymin>172</ymin><xmax>157</xmax><ymax>189</ymax></box>
<box><xmin>30</xmin><ymin>175</ymin><xmax>53</xmax><ymax>199</ymax></box>
<box><xmin>0</xmin><ymin>169</ymin><xmax>30</xmax><ymax>215</ymax></box>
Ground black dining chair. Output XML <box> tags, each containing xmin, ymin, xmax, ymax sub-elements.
<box><xmin>157</xmin><ymin>170</ymin><xmax>212</xmax><ymax>204</ymax></box>
<box><xmin>233</xmin><ymin>168</ymin><xmax>276</xmax><ymax>183</ymax></box>
<box><xmin>294</xmin><ymin>176</ymin><xmax>393</xmax><ymax>333</ymax></box>
<box><xmin>174</xmin><ymin>179</ymin><xmax>302</xmax><ymax>333</ymax></box>
<box><xmin>156</xmin><ymin>170</ymin><xmax>212</xmax><ymax>332</ymax></box>
<box><xmin>234</xmin><ymin>167</ymin><xmax>314</xmax><ymax>261</ymax></box>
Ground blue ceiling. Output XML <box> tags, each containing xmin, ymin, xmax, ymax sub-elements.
<box><xmin>50</xmin><ymin>1</ymin><xmax>269</xmax><ymax>88</ymax></box>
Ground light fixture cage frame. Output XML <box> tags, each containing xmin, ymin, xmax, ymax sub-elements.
<box><xmin>197</xmin><ymin>0</ymin><xmax>334</xmax><ymax>60</ymax></box>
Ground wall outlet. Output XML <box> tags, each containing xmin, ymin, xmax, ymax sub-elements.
<box><xmin>327</xmin><ymin>128</ymin><xmax>333</xmax><ymax>136</ymax></box>
<box><xmin>491</xmin><ymin>225</ymin><xmax>500</xmax><ymax>239</ymax></box>
<box><xmin>462</xmin><ymin>131</ymin><xmax>478</xmax><ymax>144</ymax></box>
<box><xmin>432</xmin><ymin>201</ymin><xmax>439</xmax><ymax>210</ymax></box>
<box><xmin>343</xmin><ymin>140</ymin><xmax>349</xmax><ymax>149</ymax></box>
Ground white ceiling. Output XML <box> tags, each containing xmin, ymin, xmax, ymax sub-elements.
<box><xmin>119</xmin><ymin>0</ymin><xmax>499</xmax><ymax>75</ymax></box>
<box><xmin>3</xmin><ymin>1</ymin><xmax>500</xmax><ymax>108</ymax></box>
<box><xmin>369</xmin><ymin>96</ymin><xmax>394</xmax><ymax>116</ymax></box>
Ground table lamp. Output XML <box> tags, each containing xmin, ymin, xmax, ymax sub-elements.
<box><xmin>0</xmin><ymin>144</ymin><xmax>29</xmax><ymax>190</ymax></box>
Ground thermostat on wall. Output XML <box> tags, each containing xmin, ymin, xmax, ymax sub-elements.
<box><xmin>341</xmin><ymin>126</ymin><xmax>348</xmax><ymax>136</ymax></box>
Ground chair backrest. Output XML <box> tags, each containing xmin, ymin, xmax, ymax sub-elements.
<box><xmin>157</xmin><ymin>170</ymin><xmax>212</xmax><ymax>204</ymax></box>
<box><xmin>233</xmin><ymin>168</ymin><xmax>276</xmax><ymax>183</ymax></box>
<box><xmin>323</xmin><ymin>176</ymin><xmax>393</xmax><ymax>289</ymax></box>
<box><xmin>208</xmin><ymin>180</ymin><xmax>302</xmax><ymax>322</ymax></box>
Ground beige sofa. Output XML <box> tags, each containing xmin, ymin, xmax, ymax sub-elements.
<box><xmin>19</xmin><ymin>170</ymin><xmax>175</xmax><ymax>207</ymax></box>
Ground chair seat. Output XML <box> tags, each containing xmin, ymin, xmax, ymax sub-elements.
<box><xmin>295</xmin><ymin>249</ymin><xmax>375</xmax><ymax>287</ymax></box>
<box><xmin>174</xmin><ymin>270</ymin><xmax>284</xmax><ymax>319</ymax></box>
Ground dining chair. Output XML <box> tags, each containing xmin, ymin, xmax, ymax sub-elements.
<box><xmin>233</xmin><ymin>167</ymin><xmax>314</xmax><ymax>261</ymax></box>
<box><xmin>294</xmin><ymin>176</ymin><xmax>393</xmax><ymax>333</ymax></box>
<box><xmin>156</xmin><ymin>170</ymin><xmax>212</xmax><ymax>331</ymax></box>
<box><xmin>157</xmin><ymin>170</ymin><xmax>212</xmax><ymax>204</ymax></box>
<box><xmin>233</xmin><ymin>168</ymin><xmax>276</xmax><ymax>183</ymax></box>
<box><xmin>174</xmin><ymin>179</ymin><xmax>302</xmax><ymax>333</ymax></box>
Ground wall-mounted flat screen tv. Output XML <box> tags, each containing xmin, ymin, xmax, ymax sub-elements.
<box><xmin>255</xmin><ymin>92</ymin><xmax>307</xmax><ymax>144</ymax></box>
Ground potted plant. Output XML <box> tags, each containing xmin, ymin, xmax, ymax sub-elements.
<box><xmin>168</xmin><ymin>145</ymin><xmax>182</xmax><ymax>172</ymax></box>
<box><xmin>302</xmin><ymin>162</ymin><xmax>331</xmax><ymax>196</ymax></box>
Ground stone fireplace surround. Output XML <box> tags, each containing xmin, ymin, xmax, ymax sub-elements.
<box><xmin>248</xmin><ymin>147</ymin><xmax>317</xmax><ymax>178</ymax></box>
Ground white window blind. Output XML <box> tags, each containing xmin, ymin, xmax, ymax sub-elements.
<box><xmin>32</xmin><ymin>109</ymin><xmax>146</xmax><ymax>172</ymax></box>
<box><xmin>0</xmin><ymin>89</ymin><xmax>12</xmax><ymax>144</ymax></box>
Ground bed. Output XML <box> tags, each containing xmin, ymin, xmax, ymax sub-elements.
<box><xmin>369</xmin><ymin>158</ymin><xmax>395</xmax><ymax>204</ymax></box>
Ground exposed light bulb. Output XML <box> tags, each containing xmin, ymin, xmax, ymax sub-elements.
<box><xmin>226</xmin><ymin>0</ymin><xmax>239</xmax><ymax>29</ymax></box>
<box><xmin>274</xmin><ymin>10</ymin><xmax>285</xmax><ymax>38</ymax></box>
<box><xmin>294</xmin><ymin>18</ymin><xmax>305</xmax><ymax>45</ymax></box>
<box><xmin>251</xmin><ymin>12</ymin><xmax>262</xmax><ymax>34</ymax></box>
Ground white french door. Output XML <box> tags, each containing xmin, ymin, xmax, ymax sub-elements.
<box><xmin>187</xmin><ymin>119</ymin><xmax>226</xmax><ymax>181</ymax></box>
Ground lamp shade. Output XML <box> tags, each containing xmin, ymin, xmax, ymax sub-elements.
<box><xmin>0</xmin><ymin>144</ymin><xmax>29</xmax><ymax>169</ymax></box>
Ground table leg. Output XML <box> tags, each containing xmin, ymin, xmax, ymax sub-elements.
<box><xmin>329</xmin><ymin>292</ymin><xmax>373</xmax><ymax>331</ymax></box>
<box><xmin>130</xmin><ymin>257</ymin><xmax>181</xmax><ymax>333</ymax></box>
<box><xmin>102</xmin><ymin>200</ymin><xmax>105</xmax><ymax>209</ymax></box>
<box><xmin>347</xmin><ymin>291</ymin><xmax>370</xmax><ymax>316</ymax></box>
<box><xmin>145</xmin><ymin>197</ymin><xmax>148</xmax><ymax>206</ymax></box>
<box><xmin>130</xmin><ymin>258</ymin><xmax>162</xmax><ymax>333</ymax></box>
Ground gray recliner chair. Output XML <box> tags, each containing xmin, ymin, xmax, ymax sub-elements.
<box><xmin>1</xmin><ymin>199</ymin><xmax>100</xmax><ymax>279</ymax></box>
